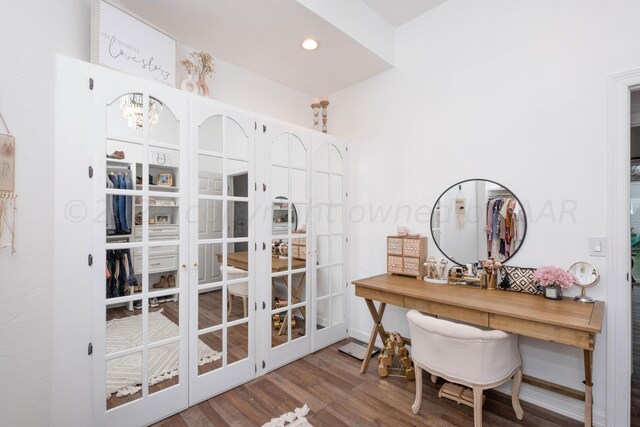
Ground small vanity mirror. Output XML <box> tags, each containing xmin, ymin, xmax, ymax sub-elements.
<box><xmin>430</xmin><ymin>179</ymin><xmax>527</xmax><ymax>266</ymax></box>
<box><xmin>569</xmin><ymin>262</ymin><xmax>599</xmax><ymax>303</ymax></box>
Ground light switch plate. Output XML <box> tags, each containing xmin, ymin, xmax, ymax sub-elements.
<box><xmin>589</xmin><ymin>237</ymin><xmax>607</xmax><ymax>257</ymax></box>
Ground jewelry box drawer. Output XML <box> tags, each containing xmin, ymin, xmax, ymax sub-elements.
<box><xmin>403</xmin><ymin>258</ymin><xmax>420</xmax><ymax>276</ymax></box>
<box><xmin>387</xmin><ymin>237</ymin><xmax>403</xmax><ymax>255</ymax></box>
<box><xmin>403</xmin><ymin>238</ymin><xmax>421</xmax><ymax>257</ymax></box>
<box><xmin>388</xmin><ymin>255</ymin><xmax>404</xmax><ymax>274</ymax></box>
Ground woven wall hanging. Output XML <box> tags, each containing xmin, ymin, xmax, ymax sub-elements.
<box><xmin>0</xmin><ymin>112</ymin><xmax>16</xmax><ymax>254</ymax></box>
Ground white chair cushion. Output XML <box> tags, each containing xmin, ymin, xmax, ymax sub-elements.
<box><xmin>407</xmin><ymin>309</ymin><xmax>521</xmax><ymax>386</ymax></box>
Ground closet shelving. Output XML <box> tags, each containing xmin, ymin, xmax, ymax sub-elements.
<box><xmin>106</xmin><ymin>148</ymin><xmax>181</xmax><ymax>310</ymax></box>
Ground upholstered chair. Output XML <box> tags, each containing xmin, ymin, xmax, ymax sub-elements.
<box><xmin>406</xmin><ymin>309</ymin><xmax>524</xmax><ymax>426</ymax></box>
<box><xmin>227</xmin><ymin>266</ymin><xmax>249</xmax><ymax>317</ymax></box>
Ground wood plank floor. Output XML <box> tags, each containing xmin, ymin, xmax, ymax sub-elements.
<box><xmin>153</xmin><ymin>339</ymin><xmax>582</xmax><ymax>427</ymax></box>
<box><xmin>105</xmin><ymin>290</ymin><xmax>304</xmax><ymax>410</ymax></box>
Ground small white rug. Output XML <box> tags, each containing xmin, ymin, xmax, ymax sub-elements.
<box><xmin>262</xmin><ymin>404</ymin><xmax>312</xmax><ymax>427</ymax></box>
<box><xmin>106</xmin><ymin>309</ymin><xmax>221</xmax><ymax>398</ymax></box>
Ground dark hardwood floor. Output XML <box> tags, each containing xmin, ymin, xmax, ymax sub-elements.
<box><xmin>152</xmin><ymin>339</ymin><xmax>582</xmax><ymax>427</ymax></box>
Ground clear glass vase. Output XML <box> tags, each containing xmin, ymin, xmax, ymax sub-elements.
<box><xmin>543</xmin><ymin>283</ymin><xmax>563</xmax><ymax>300</ymax></box>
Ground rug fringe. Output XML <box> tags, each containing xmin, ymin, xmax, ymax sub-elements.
<box><xmin>262</xmin><ymin>404</ymin><xmax>311</xmax><ymax>427</ymax></box>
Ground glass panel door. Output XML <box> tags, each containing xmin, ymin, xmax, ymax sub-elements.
<box><xmin>312</xmin><ymin>135</ymin><xmax>348</xmax><ymax>349</ymax></box>
<box><xmin>261</xmin><ymin>124</ymin><xmax>312</xmax><ymax>370</ymax></box>
<box><xmin>189</xmin><ymin>101</ymin><xmax>255</xmax><ymax>402</ymax></box>
<box><xmin>93</xmin><ymin>83</ymin><xmax>188</xmax><ymax>426</ymax></box>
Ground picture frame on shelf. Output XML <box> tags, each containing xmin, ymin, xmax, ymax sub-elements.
<box><xmin>157</xmin><ymin>172</ymin><xmax>173</xmax><ymax>186</ymax></box>
<box><xmin>155</xmin><ymin>214</ymin><xmax>170</xmax><ymax>224</ymax></box>
<box><xmin>149</xmin><ymin>217</ymin><xmax>156</xmax><ymax>225</ymax></box>
<box><xmin>91</xmin><ymin>0</ymin><xmax>178</xmax><ymax>87</ymax></box>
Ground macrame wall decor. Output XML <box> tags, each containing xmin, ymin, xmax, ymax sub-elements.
<box><xmin>0</xmin><ymin>112</ymin><xmax>16</xmax><ymax>254</ymax></box>
<box><xmin>454</xmin><ymin>185</ymin><xmax>466</xmax><ymax>229</ymax></box>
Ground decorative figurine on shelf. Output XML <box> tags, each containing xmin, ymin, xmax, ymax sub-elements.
<box><xmin>533</xmin><ymin>265</ymin><xmax>576</xmax><ymax>300</ymax></box>
<box><xmin>180</xmin><ymin>50</ymin><xmax>215</xmax><ymax>97</ymax></box>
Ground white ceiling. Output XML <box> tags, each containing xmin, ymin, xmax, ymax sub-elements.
<box><xmin>361</xmin><ymin>0</ymin><xmax>448</xmax><ymax>27</ymax></box>
<box><xmin>119</xmin><ymin>0</ymin><xmax>447</xmax><ymax>96</ymax></box>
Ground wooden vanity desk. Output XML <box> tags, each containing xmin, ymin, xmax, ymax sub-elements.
<box><xmin>353</xmin><ymin>273</ymin><xmax>604</xmax><ymax>427</ymax></box>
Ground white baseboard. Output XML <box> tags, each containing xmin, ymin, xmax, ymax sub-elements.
<box><xmin>348</xmin><ymin>328</ymin><xmax>606</xmax><ymax>426</ymax></box>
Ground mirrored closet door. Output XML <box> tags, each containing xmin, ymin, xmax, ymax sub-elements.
<box><xmin>189</xmin><ymin>101</ymin><xmax>255</xmax><ymax>402</ymax></box>
<box><xmin>312</xmin><ymin>135</ymin><xmax>347</xmax><ymax>349</ymax></box>
<box><xmin>261</xmin><ymin>124</ymin><xmax>312</xmax><ymax>370</ymax></box>
<box><xmin>93</xmin><ymin>82</ymin><xmax>189</xmax><ymax>426</ymax></box>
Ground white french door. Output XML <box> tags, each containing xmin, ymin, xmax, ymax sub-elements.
<box><xmin>260</xmin><ymin>122</ymin><xmax>312</xmax><ymax>370</ymax></box>
<box><xmin>92</xmin><ymin>81</ymin><xmax>189</xmax><ymax>426</ymax></box>
<box><xmin>311</xmin><ymin>134</ymin><xmax>348</xmax><ymax>349</ymax></box>
<box><xmin>86</xmin><ymin>62</ymin><xmax>346</xmax><ymax>427</ymax></box>
<box><xmin>188</xmin><ymin>100</ymin><xmax>256</xmax><ymax>402</ymax></box>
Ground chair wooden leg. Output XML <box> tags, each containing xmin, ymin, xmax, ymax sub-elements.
<box><xmin>511</xmin><ymin>367</ymin><xmax>524</xmax><ymax>420</ymax></box>
<box><xmin>227</xmin><ymin>294</ymin><xmax>232</xmax><ymax>316</ymax></box>
<box><xmin>412</xmin><ymin>365</ymin><xmax>422</xmax><ymax>414</ymax></box>
<box><xmin>473</xmin><ymin>387</ymin><xmax>483</xmax><ymax>427</ymax></box>
<box><xmin>242</xmin><ymin>296</ymin><xmax>248</xmax><ymax>318</ymax></box>
<box><xmin>430</xmin><ymin>374</ymin><xmax>438</xmax><ymax>384</ymax></box>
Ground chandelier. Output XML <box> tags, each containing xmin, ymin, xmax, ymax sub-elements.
<box><xmin>119</xmin><ymin>94</ymin><xmax>162</xmax><ymax>129</ymax></box>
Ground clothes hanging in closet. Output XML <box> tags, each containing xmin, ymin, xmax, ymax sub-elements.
<box><xmin>106</xmin><ymin>249</ymin><xmax>138</xmax><ymax>298</ymax></box>
<box><xmin>485</xmin><ymin>196</ymin><xmax>523</xmax><ymax>261</ymax></box>
<box><xmin>106</xmin><ymin>170</ymin><xmax>133</xmax><ymax>235</ymax></box>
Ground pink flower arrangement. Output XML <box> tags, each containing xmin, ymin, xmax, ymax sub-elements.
<box><xmin>533</xmin><ymin>266</ymin><xmax>577</xmax><ymax>289</ymax></box>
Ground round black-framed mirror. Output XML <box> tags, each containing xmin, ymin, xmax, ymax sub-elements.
<box><xmin>430</xmin><ymin>179</ymin><xmax>527</xmax><ymax>266</ymax></box>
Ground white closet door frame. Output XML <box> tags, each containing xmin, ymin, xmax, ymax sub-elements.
<box><xmin>311</xmin><ymin>133</ymin><xmax>349</xmax><ymax>351</ymax></box>
<box><xmin>188</xmin><ymin>99</ymin><xmax>257</xmax><ymax>403</ymax></box>
<box><xmin>258</xmin><ymin>120</ymin><xmax>312</xmax><ymax>373</ymax></box>
<box><xmin>91</xmin><ymin>77</ymin><xmax>190</xmax><ymax>427</ymax></box>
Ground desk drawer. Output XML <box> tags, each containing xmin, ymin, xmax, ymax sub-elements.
<box><xmin>489</xmin><ymin>314</ymin><xmax>595</xmax><ymax>350</ymax></box>
<box><xmin>405</xmin><ymin>297</ymin><xmax>489</xmax><ymax>327</ymax></box>
<box><xmin>356</xmin><ymin>286</ymin><xmax>404</xmax><ymax>306</ymax></box>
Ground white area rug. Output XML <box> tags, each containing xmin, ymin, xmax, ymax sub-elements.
<box><xmin>262</xmin><ymin>404</ymin><xmax>312</xmax><ymax>427</ymax></box>
<box><xmin>106</xmin><ymin>309</ymin><xmax>221</xmax><ymax>397</ymax></box>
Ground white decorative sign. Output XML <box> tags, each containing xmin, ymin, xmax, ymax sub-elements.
<box><xmin>92</xmin><ymin>0</ymin><xmax>177</xmax><ymax>87</ymax></box>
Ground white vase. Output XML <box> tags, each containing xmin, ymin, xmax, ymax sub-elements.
<box><xmin>180</xmin><ymin>74</ymin><xmax>197</xmax><ymax>94</ymax></box>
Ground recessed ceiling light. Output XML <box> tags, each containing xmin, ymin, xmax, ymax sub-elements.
<box><xmin>301</xmin><ymin>38</ymin><xmax>319</xmax><ymax>51</ymax></box>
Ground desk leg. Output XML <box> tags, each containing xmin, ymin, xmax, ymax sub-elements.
<box><xmin>278</xmin><ymin>273</ymin><xmax>307</xmax><ymax>336</ymax></box>
<box><xmin>361</xmin><ymin>299</ymin><xmax>387</xmax><ymax>374</ymax></box>
<box><xmin>583</xmin><ymin>349</ymin><xmax>593</xmax><ymax>427</ymax></box>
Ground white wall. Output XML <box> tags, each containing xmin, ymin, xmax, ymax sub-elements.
<box><xmin>178</xmin><ymin>44</ymin><xmax>313</xmax><ymax>129</ymax></box>
<box><xmin>331</xmin><ymin>0</ymin><xmax>640</xmax><ymax>423</ymax></box>
<box><xmin>0</xmin><ymin>1</ymin><xmax>90</xmax><ymax>426</ymax></box>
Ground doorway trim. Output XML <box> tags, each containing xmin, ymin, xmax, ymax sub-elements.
<box><xmin>606</xmin><ymin>69</ymin><xmax>640</xmax><ymax>427</ymax></box>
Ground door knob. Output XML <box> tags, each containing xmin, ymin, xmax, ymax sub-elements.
<box><xmin>181</xmin><ymin>264</ymin><xmax>187</xmax><ymax>269</ymax></box>
<box><xmin>193</xmin><ymin>262</ymin><xmax>198</xmax><ymax>268</ymax></box>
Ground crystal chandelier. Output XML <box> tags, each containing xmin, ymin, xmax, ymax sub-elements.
<box><xmin>119</xmin><ymin>94</ymin><xmax>162</xmax><ymax>129</ymax></box>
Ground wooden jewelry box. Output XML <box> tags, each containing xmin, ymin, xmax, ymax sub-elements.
<box><xmin>387</xmin><ymin>236</ymin><xmax>428</xmax><ymax>279</ymax></box>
